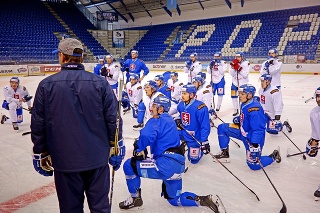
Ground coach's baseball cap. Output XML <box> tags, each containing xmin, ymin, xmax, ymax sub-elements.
<box><xmin>52</xmin><ymin>38</ymin><xmax>83</xmax><ymax>57</ymax></box>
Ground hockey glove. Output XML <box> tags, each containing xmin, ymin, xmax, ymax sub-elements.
<box><xmin>185</xmin><ymin>60</ymin><xmax>192</xmax><ymax>69</ymax></box>
<box><xmin>23</xmin><ymin>95</ymin><xmax>33</xmax><ymax>102</ymax></box>
<box><xmin>174</xmin><ymin>118</ymin><xmax>183</xmax><ymax>130</ymax></box>
<box><xmin>253</xmin><ymin>96</ymin><xmax>260</xmax><ymax>102</ymax></box>
<box><xmin>306</xmin><ymin>138</ymin><xmax>319</xmax><ymax>157</ymax></box>
<box><xmin>132</xmin><ymin>138</ymin><xmax>148</xmax><ymax>160</ymax></box>
<box><xmin>233</xmin><ymin>116</ymin><xmax>240</xmax><ymax>125</ymax></box>
<box><xmin>264</xmin><ymin>61</ymin><xmax>270</xmax><ymax>68</ymax></box>
<box><xmin>119</xmin><ymin>58</ymin><xmax>125</xmax><ymax>67</ymax></box>
<box><xmin>209</xmin><ymin>60</ymin><xmax>215</xmax><ymax>69</ymax></box>
<box><xmin>109</xmin><ymin>139</ymin><xmax>126</xmax><ymax>171</ymax></box>
<box><xmin>100</xmin><ymin>67</ymin><xmax>113</xmax><ymax>78</ymax></box>
<box><xmin>200</xmin><ymin>141</ymin><xmax>210</xmax><ymax>155</ymax></box>
<box><xmin>33</xmin><ymin>152</ymin><xmax>54</xmax><ymax>176</ymax></box>
<box><xmin>208</xmin><ymin>109</ymin><xmax>217</xmax><ymax>119</ymax></box>
<box><xmin>230</xmin><ymin>59</ymin><xmax>238</xmax><ymax>68</ymax></box>
<box><xmin>267</xmin><ymin>58</ymin><xmax>274</xmax><ymax>65</ymax></box>
<box><xmin>274</xmin><ymin>120</ymin><xmax>283</xmax><ymax>132</ymax></box>
<box><xmin>249</xmin><ymin>143</ymin><xmax>261</xmax><ymax>163</ymax></box>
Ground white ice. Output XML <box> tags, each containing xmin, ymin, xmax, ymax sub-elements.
<box><xmin>0</xmin><ymin>71</ymin><xmax>320</xmax><ymax>213</ymax></box>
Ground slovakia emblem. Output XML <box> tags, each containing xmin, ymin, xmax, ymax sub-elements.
<box><xmin>181</xmin><ymin>112</ymin><xmax>190</xmax><ymax>126</ymax></box>
<box><xmin>130</xmin><ymin>63</ymin><xmax>136</xmax><ymax>71</ymax></box>
<box><xmin>260</xmin><ymin>95</ymin><xmax>265</xmax><ymax>104</ymax></box>
<box><xmin>128</xmin><ymin>89</ymin><xmax>133</xmax><ymax>96</ymax></box>
<box><xmin>170</xmin><ymin>86</ymin><xmax>175</xmax><ymax>92</ymax></box>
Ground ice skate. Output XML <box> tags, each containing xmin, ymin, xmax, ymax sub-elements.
<box><xmin>269</xmin><ymin>147</ymin><xmax>281</xmax><ymax>163</ymax></box>
<box><xmin>213</xmin><ymin>147</ymin><xmax>230</xmax><ymax>163</ymax></box>
<box><xmin>283</xmin><ymin>120</ymin><xmax>292</xmax><ymax>133</ymax></box>
<box><xmin>133</xmin><ymin>123</ymin><xmax>144</xmax><ymax>131</ymax></box>
<box><xmin>216</xmin><ymin>105</ymin><xmax>221</xmax><ymax>111</ymax></box>
<box><xmin>232</xmin><ymin>109</ymin><xmax>238</xmax><ymax>116</ymax></box>
<box><xmin>123</xmin><ymin>107</ymin><xmax>131</xmax><ymax>114</ymax></box>
<box><xmin>119</xmin><ymin>189</ymin><xmax>143</xmax><ymax>210</ymax></box>
<box><xmin>12</xmin><ymin>122</ymin><xmax>19</xmax><ymax>131</ymax></box>
<box><xmin>194</xmin><ymin>194</ymin><xmax>226</xmax><ymax>213</ymax></box>
<box><xmin>1</xmin><ymin>115</ymin><xmax>8</xmax><ymax>124</ymax></box>
<box><xmin>314</xmin><ymin>186</ymin><xmax>320</xmax><ymax>201</ymax></box>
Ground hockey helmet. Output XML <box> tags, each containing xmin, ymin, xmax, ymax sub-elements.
<box><xmin>10</xmin><ymin>77</ymin><xmax>20</xmax><ymax>84</ymax></box>
<box><xmin>190</xmin><ymin>53</ymin><xmax>198</xmax><ymax>57</ymax></box>
<box><xmin>153</xmin><ymin>95</ymin><xmax>171</xmax><ymax>112</ymax></box>
<box><xmin>192</xmin><ymin>76</ymin><xmax>203</xmax><ymax>84</ymax></box>
<box><xmin>154</xmin><ymin>75</ymin><xmax>164</xmax><ymax>81</ymax></box>
<box><xmin>131</xmin><ymin>50</ymin><xmax>138</xmax><ymax>55</ymax></box>
<box><xmin>129</xmin><ymin>74</ymin><xmax>139</xmax><ymax>81</ymax></box>
<box><xmin>170</xmin><ymin>71</ymin><xmax>178</xmax><ymax>77</ymax></box>
<box><xmin>235</xmin><ymin>51</ymin><xmax>245</xmax><ymax>58</ymax></box>
<box><xmin>214</xmin><ymin>52</ymin><xmax>222</xmax><ymax>57</ymax></box>
<box><xmin>181</xmin><ymin>84</ymin><xmax>197</xmax><ymax>95</ymax></box>
<box><xmin>268</xmin><ymin>48</ymin><xmax>278</xmax><ymax>55</ymax></box>
<box><xmin>239</xmin><ymin>84</ymin><xmax>256</xmax><ymax>96</ymax></box>
<box><xmin>198</xmin><ymin>72</ymin><xmax>206</xmax><ymax>80</ymax></box>
<box><xmin>260</xmin><ymin>73</ymin><xmax>272</xmax><ymax>82</ymax></box>
<box><xmin>105</xmin><ymin>54</ymin><xmax>113</xmax><ymax>59</ymax></box>
<box><xmin>315</xmin><ymin>87</ymin><xmax>320</xmax><ymax>98</ymax></box>
<box><xmin>144</xmin><ymin>80</ymin><xmax>158</xmax><ymax>91</ymax></box>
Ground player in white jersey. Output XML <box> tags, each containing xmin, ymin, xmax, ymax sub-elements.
<box><xmin>100</xmin><ymin>54</ymin><xmax>119</xmax><ymax>96</ymax></box>
<box><xmin>1</xmin><ymin>77</ymin><xmax>32</xmax><ymax>130</ymax></box>
<box><xmin>260</xmin><ymin>48</ymin><xmax>282</xmax><ymax>89</ymax></box>
<box><xmin>305</xmin><ymin>87</ymin><xmax>320</xmax><ymax>200</ymax></box>
<box><xmin>258</xmin><ymin>74</ymin><xmax>291</xmax><ymax>134</ymax></box>
<box><xmin>207</xmin><ymin>52</ymin><xmax>227</xmax><ymax>111</ymax></box>
<box><xmin>167</xmin><ymin>72</ymin><xmax>183</xmax><ymax>116</ymax></box>
<box><xmin>124</xmin><ymin>74</ymin><xmax>143</xmax><ymax>118</ymax></box>
<box><xmin>229</xmin><ymin>52</ymin><xmax>250</xmax><ymax>116</ymax></box>
<box><xmin>183</xmin><ymin>53</ymin><xmax>202</xmax><ymax>83</ymax></box>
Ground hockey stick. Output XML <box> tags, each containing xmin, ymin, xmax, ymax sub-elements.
<box><xmin>110</xmin><ymin>66</ymin><xmax>125</xmax><ymax>210</ymax></box>
<box><xmin>305</xmin><ymin>97</ymin><xmax>314</xmax><ymax>103</ymax></box>
<box><xmin>179</xmin><ymin>125</ymin><xmax>260</xmax><ymax>201</ymax></box>
<box><xmin>22</xmin><ymin>131</ymin><xmax>31</xmax><ymax>136</ymax></box>
<box><xmin>265</xmin><ymin>113</ymin><xmax>306</xmax><ymax>160</ymax></box>
<box><xmin>287</xmin><ymin>147</ymin><xmax>320</xmax><ymax>158</ymax></box>
<box><xmin>258</xmin><ymin>159</ymin><xmax>287</xmax><ymax>213</ymax></box>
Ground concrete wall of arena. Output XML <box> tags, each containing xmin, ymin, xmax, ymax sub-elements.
<box><xmin>116</xmin><ymin>0</ymin><xmax>320</xmax><ymax>27</ymax></box>
<box><xmin>0</xmin><ymin>63</ymin><xmax>320</xmax><ymax>76</ymax></box>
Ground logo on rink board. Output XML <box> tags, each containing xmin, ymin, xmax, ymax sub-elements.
<box><xmin>181</xmin><ymin>112</ymin><xmax>190</xmax><ymax>125</ymax></box>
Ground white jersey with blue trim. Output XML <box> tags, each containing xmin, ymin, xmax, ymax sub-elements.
<box><xmin>3</xmin><ymin>85</ymin><xmax>31</xmax><ymax>107</ymax></box>
<box><xmin>126</xmin><ymin>82</ymin><xmax>143</xmax><ymax>106</ymax></box>
<box><xmin>310</xmin><ymin>106</ymin><xmax>320</xmax><ymax>140</ymax></box>
<box><xmin>195</xmin><ymin>84</ymin><xmax>213</xmax><ymax>110</ymax></box>
<box><xmin>167</xmin><ymin>79</ymin><xmax>183</xmax><ymax>103</ymax></box>
<box><xmin>229</xmin><ymin>60</ymin><xmax>250</xmax><ymax>87</ymax></box>
<box><xmin>183</xmin><ymin>60</ymin><xmax>202</xmax><ymax>81</ymax></box>
<box><xmin>143</xmin><ymin>91</ymin><xmax>163</xmax><ymax>123</ymax></box>
<box><xmin>260</xmin><ymin>58</ymin><xmax>282</xmax><ymax>88</ymax></box>
<box><xmin>258</xmin><ymin>85</ymin><xmax>283</xmax><ymax>120</ymax></box>
<box><xmin>207</xmin><ymin>60</ymin><xmax>227</xmax><ymax>84</ymax></box>
<box><xmin>102</xmin><ymin>62</ymin><xmax>119</xmax><ymax>86</ymax></box>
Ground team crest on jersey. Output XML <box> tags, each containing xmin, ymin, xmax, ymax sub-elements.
<box><xmin>213</xmin><ymin>64</ymin><xmax>218</xmax><ymax>71</ymax></box>
<box><xmin>181</xmin><ymin>112</ymin><xmax>190</xmax><ymax>126</ymax></box>
<box><xmin>128</xmin><ymin>89</ymin><xmax>133</xmax><ymax>96</ymax></box>
<box><xmin>130</xmin><ymin>63</ymin><xmax>136</xmax><ymax>70</ymax></box>
<box><xmin>170</xmin><ymin>86</ymin><xmax>175</xmax><ymax>92</ymax></box>
<box><xmin>260</xmin><ymin>95</ymin><xmax>265</xmax><ymax>104</ymax></box>
<box><xmin>14</xmin><ymin>94</ymin><xmax>19</xmax><ymax>99</ymax></box>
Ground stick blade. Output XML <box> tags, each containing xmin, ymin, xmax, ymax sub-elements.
<box><xmin>280</xmin><ymin>204</ymin><xmax>287</xmax><ymax>213</ymax></box>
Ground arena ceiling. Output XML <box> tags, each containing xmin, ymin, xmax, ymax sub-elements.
<box><xmin>77</xmin><ymin>0</ymin><xmax>252</xmax><ymax>23</ymax></box>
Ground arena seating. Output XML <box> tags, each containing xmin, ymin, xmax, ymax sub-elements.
<box><xmin>130</xmin><ymin>6</ymin><xmax>320</xmax><ymax>62</ymax></box>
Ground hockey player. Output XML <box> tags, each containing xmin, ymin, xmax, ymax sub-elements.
<box><xmin>100</xmin><ymin>54</ymin><xmax>119</xmax><ymax>96</ymax></box>
<box><xmin>176</xmin><ymin>84</ymin><xmax>211</xmax><ymax>164</ymax></box>
<box><xmin>305</xmin><ymin>87</ymin><xmax>320</xmax><ymax>200</ymax></box>
<box><xmin>184</xmin><ymin>53</ymin><xmax>202</xmax><ymax>83</ymax></box>
<box><xmin>122</xmin><ymin>74</ymin><xmax>143</xmax><ymax>118</ymax></box>
<box><xmin>133</xmin><ymin>80</ymin><xmax>161</xmax><ymax>130</ymax></box>
<box><xmin>213</xmin><ymin>84</ymin><xmax>281</xmax><ymax>170</ymax></box>
<box><xmin>119</xmin><ymin>96</ymin><xmax>226</xmax><ymax>212</ymax></box>
<box><xmin>121</xmin><ymin>50</ymin><xmax>149</xmax><ymax>83</ymax></box>
<box><xmin>167</xmin><ymin>71</ymin><xmax>183</xmax><ymax>116</ymax></box>
<box><xmin>207</xmin><ymin>52</ymin><xmax>227</xmax><ymax>111</ymax></box>
<box><xmin>93</xmin><ymin>57</ymin><xmax>105</xmax><ymax>75</ymax></box>
<box><xmin>259</xmin><ymin>74</ymin><xmax>292</xmax><ymax>134</ymax></box>
<box><xmin>154</xmin><ymin>74</ymin><xmax>171</xmax><ymax>99</ymax></box>
<box><xmin>260</xmin><ymin>48</ymin><xmax>282</xmax><ymax>89</ymax></box>
<box><xmin>229</xmin><ymin>52</ymin><xmax>250</xmax><ymax>116</ymax></box>
<box><xmin>1</xmin><ymin>77</ymin><xmax>32</xmax><ymax>130</ymax></box>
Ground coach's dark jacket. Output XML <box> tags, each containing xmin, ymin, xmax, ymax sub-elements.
<box><xmin>31</xmin><ymin>63</ymin><xmax>122</xmax><ymax>172</ymax></box>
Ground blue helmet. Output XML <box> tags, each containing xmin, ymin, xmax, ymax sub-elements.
<box><xmin>170</xmin><ymin>72</ymin><xmax>178</xmax><ymax>77</ymax></box>
<box><xmin>144</xmin><ymin>80</ymin><xmax>158</xmax><ymax>91</ymax></box>
<box><xmin>105</xmin><ymin>54</ymin><xmax>113</xmax><ymax>59</ymax></box>
<box><xmin>214</xmin><ymin>52</ymin><xmax>222</xmax><ymax>57</ymax></box>
<box><xmin>268</xmin><ymin>48</ymin><xmax>278</xmax><ymax>55</ymax></box>
<box><xmin>129</xmin><ymin>74</ymin><xmax>139</xmax><ymax>81</ymax></box>
<box><xmin>190</xmin><ymin>53</ymin><xmax>197</xmax><ymax>57</ymax></box>
<box><xmin>192</xmin><ymin>76</ymin><xmax>203</xmax><ymax>84</ymax></box>
<box><xmin>235</xmin><ymin>51</ymin><xmax>245</xmax><ymax>58</ymax></box>
<box><xmin>153</xmin><ymin>95</ymin><xmax>171</xmax><ymax>112</ymax></box>
<box><xmin>260</xmin><ymin>73</ymin><xmax>272</xmax><ymax>82</ymax></box>
<box><xmin>131</xmin><ymin>50</ymin><xmax>138</xmax><ymax>55</ymax></box>
<box><xmin>198</xmin><ymin>72</ymin><xmax>206</xmax><ymax>80</ymax></box>
<box><xmin>154</xmin><ymin>75</ymin><xmax>164</xmax><ymax>81</ymax></box>
<box><xmin>315</xmin><ymin>87</ymin><xmax>320</xmax><ymax>98</ymax></box>
<box><xmin>181</xmin><ymin>84</ymin><xmax>197</xmax><ymax>95</ymax></box>
<box><xmin>239</xmin><ymin>84</ymin><xmax>256</xmax><ymax>96</ymax></box>
<box><xmin>10</xmin><ymin>77</ymin><xmax>20</xmax><ymax>84</ymax></box>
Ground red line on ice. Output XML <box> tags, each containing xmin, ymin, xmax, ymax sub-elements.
<box><xmin>0</xmin><ymin>182</ymin><xmax>56</xmax><ymax>213</ymax></box>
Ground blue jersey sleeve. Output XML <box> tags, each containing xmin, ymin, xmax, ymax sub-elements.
<box><xmin>197</xmin><ymin>104</ymin><xmax>211</xmax><ymax>142</ymax></box>
<box><xmin>93</xmin><ymin>64</ymin><xmax>101</xmax><ymax>75</ymax></box>
<box><xmin>136</xmin><ymin>119</ymin><xmax>158</xmax><ymax>152</ymax></box>
<box><xmin>140</xmin><ymin>60</ymin><xmax>149</xmax><ymax>76</ymax></box>
<box><xmin>248</xmin><ymin>107</ymin><xmax>266</xmax><ymax>144</ymax></box>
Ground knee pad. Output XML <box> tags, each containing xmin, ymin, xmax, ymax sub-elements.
<box><xmin>123</xmin><ymin>159</ymin><xmax>137</xmax><ymax>176</ymax></box>
<box><xmin>247</xmin><ymin>161</ymin><xmax>261</xmax><ymax>171</ymax></box>
<box><xmin>2</xmin><ymin>100</ymin><xmax>9</xmax><ymax>110</ymax></box>
<box><xmin>9</xmin><ymin>102</ymin><xmax>17</xmax><ymax>110</ymax></box>
<box><xmin>137</xmin><ymin>102</ymin><xmax>146</xmax><ymax>124</ymax></box>
<box><xmin>217</xmin><ymin>123</ymin><xmax>229</xmax><ymax>135</ymax></box>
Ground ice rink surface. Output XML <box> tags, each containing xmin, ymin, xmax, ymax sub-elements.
<box><xmin>0</xmin><ymin>71</ymin><xmax>320</xmax><ymax>213</ymax></box>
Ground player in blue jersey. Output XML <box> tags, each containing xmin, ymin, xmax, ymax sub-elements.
<box><xmin>119</xmin><ymin>96</ymin><xmax>226</xmax><ymax>212</ymax></box>
<box><xmin>93</xmin><ymin>57</ymin><xmax>105</xmax><ymax>75</ymax></box>
<box><xmin>121</xmin><ymin>50</ymin><xmax>149</xmax><ymax>83</ymax></box>
<box><xmin>176</xmin><ymin>85</ymin><xmax>211</xmax><ymax>164</ymax></box>
<box><xmin>213</xmin><ymin>84</ymin><xmax>281</xmax><ymax>170</ymax></box>
<box><xmin>154</xmin><ymin>74</ymin><xmax>171</xmax><ymax>99</ymax></box>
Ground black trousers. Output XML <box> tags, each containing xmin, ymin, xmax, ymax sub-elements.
<box><xmin>54</xmin><ymin>164</ymin><xmax>110</xmax><ymax>213</ymax></box>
